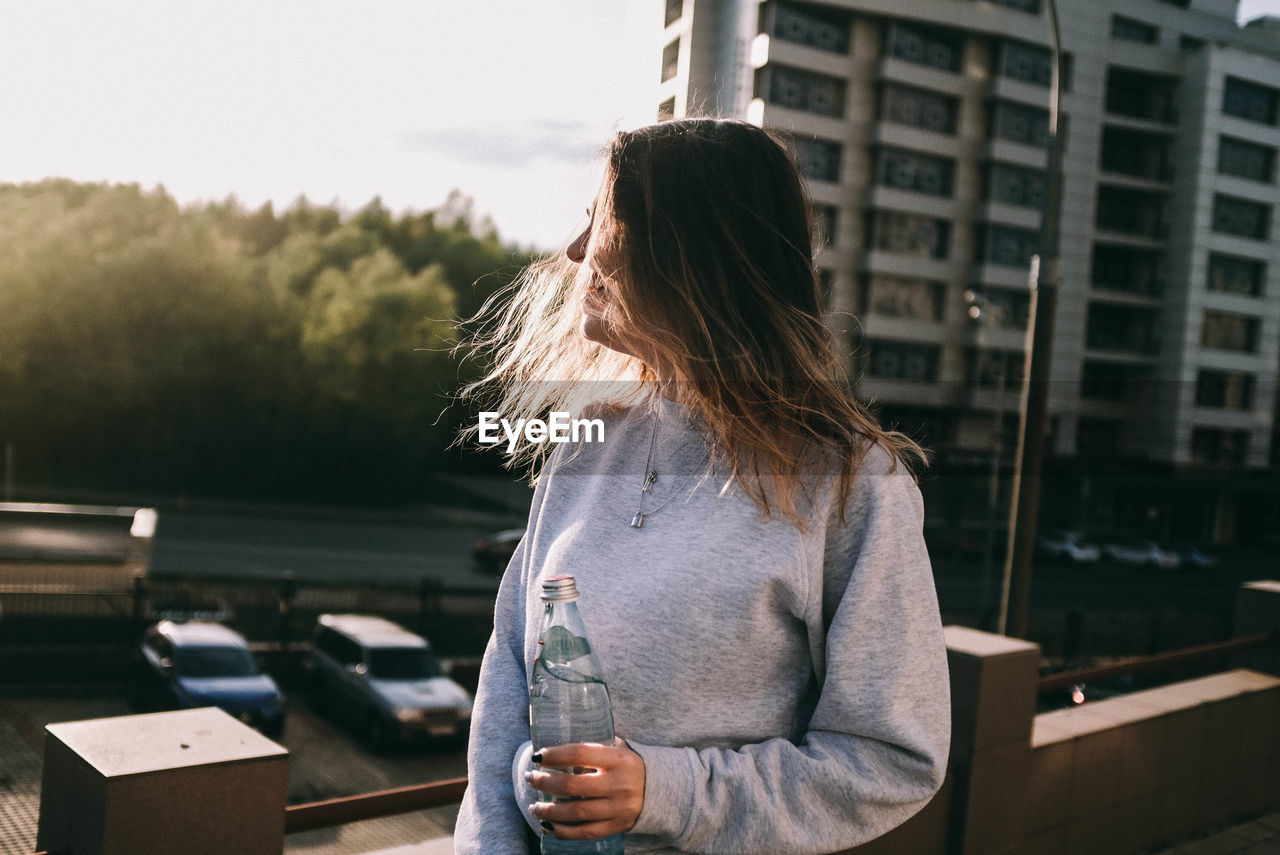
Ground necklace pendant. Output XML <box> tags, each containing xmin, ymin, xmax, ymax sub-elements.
<box><xmin>630</xmin><ymin>512</ymin><xmax>645</xmax><ymax>528</ymax></box>
<box><xmin>643</xmin><ymin>469</ymin><xmax>657</xmax><ymax>492</ymax></box>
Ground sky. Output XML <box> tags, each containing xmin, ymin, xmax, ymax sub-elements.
<box><xmin>2</xmin><ymin>0</ymin><xmax>1279</xmax><ymax>252</ymax></box>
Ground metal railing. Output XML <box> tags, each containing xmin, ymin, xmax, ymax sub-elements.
<box><xmin>283</xmin><ymin>777</ymin><xmax>468</xmax><ymax>834</ymax></box>
<box><xmin>1037</xmin><ymin>631</ymin><xmax>1278</xmax><ymax>692</ymax></box>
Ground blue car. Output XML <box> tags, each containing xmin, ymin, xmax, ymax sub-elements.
<box><xmin>132</xmin><ymin>620</ymin><xmax>287</xmax><ymax>738</ymax></box>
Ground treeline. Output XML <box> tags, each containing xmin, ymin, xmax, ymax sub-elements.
<box><xmin>0</xmin><ymin>180</ymin><xmax>536</xmax><ymax>503</ymax></box>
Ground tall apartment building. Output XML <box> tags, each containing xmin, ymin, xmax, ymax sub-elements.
<box><xmin>657</xmin><ymin>0</ymin><xmax>1280</xmax><ymax>541</ymax></box>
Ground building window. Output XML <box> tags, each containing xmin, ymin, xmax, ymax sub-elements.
<box><xmin>1190</xmin><ymin>427</ymin><xmax>1248</xmax><ymax>466</ymax></box>
<box><xmin>1223</xmin><ymin>77</ymin><xmax>1279</xmax><ymax>126</ymax></box>
<box><xmin>991</xmin><ymin>101</ymin><xmax>1050</xmax><ymax>147</ymax></box>
<box><xmin>867</xmin><ymin>340</ymin><xmax>941</xmax><ymax>382</ymax></box>
<box><xmin>987</xmin><ymin>163</ymin><xmax>1046</xmax><ymax>208</ymax></box>
<box><xmin>757</xmin><ymin>65</ymin><xmax>846</xmax><ymax>117</ymax></box>
<box><xmin>870</xmin><ymin>211</ymin><xmax>950</xmax><ymax>259</ymax></box>
<box><xmin>966</xmin><ymin>348</ymin><xmax>1024</xmax><ymax>389</ymax></box>
<box><xmin>1179</xmin><ymin>34</ymin><xmax>1204</xmax><ymax>51</ymax></box>
<box><xmin>665</xmin><ymin>0</ymin><xmax>683</xmax><ymax>27</ymax></box>
<box><xmin>876</xmin><ymin>148</ymin><xmax>955</xmax><ymax>197</ymax></box>
<box><xmin>661</xmin><ymin>39</ymin><xmax>680</xmax><ymax>83</ymax></box>
<box><xmin>1086</xmin><ymin>304</ymin><xmax>1158</xmax><ymax>354</ymax></box>
<box><xmin>1096</xmin><ymin>185</ymin><xmax>1167</xmax><ymax>239</ymax></box>
<box><xmin>1106</xmin><ymin>67</ymin><xmax>1178</xmax><ymax>124</ymax></box>
<box><xmin>881</xmin><ymin>84</ymin><xmax>958</xmax><ymax>135</ymax></box>
<box><xmin>998</xmin><ymin>41</ymin><xmax>1053</xmax><ymax>88</ymax></box>
<box><xmin>1211</xmin><ymin>194</ymin><xmax>1270</xmax><ymax>240</ymax></box>
<box><xmin>792</xmin><ymin>137</ymin><xmax>842</xmax><ymax>182</ymax></box>
<box><xmin>1081</xmin><ymin>362</ymin><xmax>1132</xmax><ymax>401</ymax></box>
<box><xmin>989</xmin><ymin>0</ymin><xmax>1039</xmax><ymax>12</ymax></box>
<box><xmin>657</xmin><ymin>97</ymin><xmax>676</xmax><ymax>122</ymax></box>
<box><xmin>1092</xmin><ymin>244</ymin><xmax>1163</xmax><ymax>296</ymax></box>
<box><xmin>980</xmin><ymin>225</ymin><xmax>1038</xmax><ymax>268</ymax></box>
<box><xmin>1111</xmin><ymin>15</ymin><xmax>1158</xmax><ymax>44</ymax></box>
<box><xmin>1100</xmin><ymin>126</ymin><xmax>1172</xmax><ymax>181</ymax></box>
<box><xmin>863</xmin><ymin>275</ymin><xmax>945</xmax><ymax>321</ymax></box>
<box><xmin>887</xmin><ymin>21</ymin><xmax>962</xmax><ymax>73</ymax></box>
<box><xmin>1201</xmin><ymin>311</ymin><xmax>1260</xmax><ymax>353</ymax></box>
<box><xmin>811</xmin><ymin>204</ymin><xmax>837</xmax><ymax>250</ymax></box>
<box><xmin>817</xmin><ymin>268</ymin><xmax>833</xmax><ymax>303</ymax></box>
<box><xmin>1207</xmin><ymin>253</ymin><xmax>1265</xmax><ymax>297</ymax></box>
<box><xmin>1217</xmin><ymin>136</ymin><xmax>1275</xmax><ymax>183</ymax></box>
<box><xmin>768</xmin><ymin>2</ymin><xmax>850</xmax><ymax>54</ymax></box>
<box><xmin>1195</xmin><ymin>370</ymin><xmax>1255</xmax><ymax>410</ymax></box>
<box><xmin>965</xmin><ymin>286</ymin><xmax>1029</xmax><ymax>328</ymax></box>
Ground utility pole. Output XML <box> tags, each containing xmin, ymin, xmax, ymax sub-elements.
<box><xmin>999</xmin><ymin>0</ymin><xmax>1065</xmax><ymax>639</ymax></box>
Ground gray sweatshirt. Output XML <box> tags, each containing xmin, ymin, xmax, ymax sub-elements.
<box><xmin>454</xmin><ymin>396</ymin><xmax>950</xmax><ymax>854</ymax></box>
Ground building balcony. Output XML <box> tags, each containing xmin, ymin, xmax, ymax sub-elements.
<box><xmin>1087</xmin><ymin>286</ymin><xmax>1165</xmax><ymax>307</ymax></box>
<box><xmin>861</xmin><ymin>249</ymin><xmax>958</xmax><ymax>282</ymax></box>
<box><xmin>1082</xmin><ymin>346</ymin><xmax>1161</xmax><ymax>365</ymax></box>
<box><xmin>877</xmin><ymin>56</ymin><xmax>971</xmax><ymax>98</ymax></box>
<box><xmin>870</xmin><ymin>122</ymin><xmax>971</xmax><ymax>160</ymax></box>
<box><xmin>748</xmin><ymin>99</ymin><xmax>849</xmax><ymax>141</ymax></box>
<box><xmin>983</xmin><ymin>138</ymin><xmax>1048</xmax><ymax>170</ymax></box>
<box><xmin>1093</xmin><ymin>228</ymin><xmax>1167</xmax><ymax>250</ymax></box>
<box><xmin>977</xmin><ymin>200</ymin><xmax>1041</xmax><ymax>231</ymax></box>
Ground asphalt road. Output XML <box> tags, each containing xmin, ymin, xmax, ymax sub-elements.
<box><xmin>151</xmin><ymin>511</ymin><xmax>502</xmax><ymax>589</ymax></box>
<box><xmin>144</xmin><ymin>510</ymin><xmax>1257</xmax><ymax>618</ymax></box>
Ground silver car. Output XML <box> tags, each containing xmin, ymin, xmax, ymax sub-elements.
<box><xmin>1099</xmin><ymin>537</ymin><xmax>1181</xmax><ymax>569</ymax></box>
<box><xmin>1035</xmin><ymin>529</ymin><xmax>1101</xmax><ymax>565</ymax></box>
<box><xmin>304</xmin><ymin>614</ymin><xmax>472</xmax><ymax>751</ymax></box>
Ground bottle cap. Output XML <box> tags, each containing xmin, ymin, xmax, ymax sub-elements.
<box><xmin>540</xmin><ymin>575</ymin><xmax>580</xmax><ymax>602</ymax></box>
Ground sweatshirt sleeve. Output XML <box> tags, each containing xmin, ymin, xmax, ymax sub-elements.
<box><xmin>626</xmin><ymin>449</ymin><xmax>951</xmax><ymax>854</ymax></box>
<box><xmin>453</xmin><ymin>487</ymin><xmax>542</xmax><ymax>854</ymax></box>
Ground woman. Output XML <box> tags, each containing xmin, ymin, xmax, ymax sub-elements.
<box><xmin>454</xmin><ymin>118</ymin><xmax>949</xmax><ymax>854</ymax></box>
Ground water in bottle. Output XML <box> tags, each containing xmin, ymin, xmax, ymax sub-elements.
<box><xmin>529</xmin><ymin>575</ymin><xmax>624</xmax><ymax>855</ymax></box>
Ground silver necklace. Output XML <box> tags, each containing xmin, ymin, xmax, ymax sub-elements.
<box><xmin>631</xmin><ymin>410</ymin><xmax>706</xmax><ymax>528</ymax></box>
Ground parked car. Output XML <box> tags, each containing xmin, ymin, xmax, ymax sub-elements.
<box><xmin>1169</xmin><ymin>542</ymin><xmax>1222</xmax><ymax>570</ymax></box>
<box><xmin>1035</xmin><ymin>529</ymin><xmax>1101</xmax><ymax>565</ymax></box>
<box><xmin>1099</xmin><ymin>536</ymin><xmax>1181</xmax><ymax>569</ymax></box>
<box><xmin>472</xmin><ymin>528</ymin><xmax>525</xmax><ymax>574</ymax></box>
<box><xmin>304</xmin><ymin>614</ymin><xmax>472</xmax><ymax>751</ymax></box>
<box><xmin>131</xmin><ymin>620</ymin><xmax>286</xmax><ymax>738</ymax></box>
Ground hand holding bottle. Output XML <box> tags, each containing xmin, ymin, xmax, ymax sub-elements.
<box><xmin>527</xmin><ymin>737</ymin><xmax>646</xmax><ymax>841</ymax></box>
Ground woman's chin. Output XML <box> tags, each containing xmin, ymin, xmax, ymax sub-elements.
<box><xmin>580</xmin><ymin>317</ymin><xmax>633</xmax><ymax>357</ymax></box>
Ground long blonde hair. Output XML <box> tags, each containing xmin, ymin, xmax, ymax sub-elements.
<box><xmin>461</xmin><ymin>118</ymin><xmax>923</xmax><ymax>526</ymax></box>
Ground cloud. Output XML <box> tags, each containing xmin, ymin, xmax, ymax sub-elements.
<box><xmin>402</xmin><ymin>118</ymin><xmax>606</xmax><ymax>167</ymax></box>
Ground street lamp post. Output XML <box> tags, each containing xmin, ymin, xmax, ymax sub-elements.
<box><xmin>964</xmin><ymin>290</ymin><xmax>1013</xmax><ymax>631</ymax></box>
<box><xmin>999</xmin><ymin>0</ymin><xmax>1065</xmax><ymax>639</ymax></box>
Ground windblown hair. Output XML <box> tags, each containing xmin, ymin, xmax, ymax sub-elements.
<box><xmin>460</xmin><ymin>118</ymin><xmax>924</xmax><ymax>526</ymax></box>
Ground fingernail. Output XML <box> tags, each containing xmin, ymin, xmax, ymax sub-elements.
<box><xmin>540</xmin><ymin>820</ymin><xmax>554</xmax><ymax>831</ymax></box>
<box><xmin>532</xmin><ymin>752</ymin><xmax>543</xmax><ymax>763</ymax></box>
<box><xmin>523</xmin><ymin>771</ymin><xmax>533</xmax><ymax>782</ymax></box>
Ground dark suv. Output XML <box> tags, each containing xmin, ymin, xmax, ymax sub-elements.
<box><xmin>304</xmin><ymin>614</ymin><xmax>472</xmax><ymax>750</ymax></box>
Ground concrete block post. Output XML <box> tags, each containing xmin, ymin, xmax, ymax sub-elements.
<box><xmin>1234</xmin><ymin>580</ymin><xmax>1280</xmax><ymax>676</ymax></box>
<box><xmin>36</xmin><ymin>707</ymin><xmax>289</xmax><ymax>855</ymax></box>
<box><xmin>943</xmin><ymin>626</ymin><xmax>1040</xmax><ymax>855</ymax></box>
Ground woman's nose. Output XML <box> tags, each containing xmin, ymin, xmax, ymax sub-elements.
<box><xmin>567</xmin><ymin>227</ymin><xmax>588</xmax><ymax>264</ymax></box>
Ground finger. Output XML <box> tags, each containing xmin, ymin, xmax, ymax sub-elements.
<box><xmin>526</xmin><ymin>768</ymin><xmax>611</xmax><ymax>799</ymax></box>
<box><xmin>530</xmin><ymin>796</ymin><xmax>619</xmax><ymax>825</ymax></box>
<box><xmin>534</xmin><ymin>741</ymin><xmax>619</xmax><ymax>770</ymax></box>
<box><xmin>541</xmin><ymin>818</ymin><xmax>627</xmax><ymax>841</ymax></box>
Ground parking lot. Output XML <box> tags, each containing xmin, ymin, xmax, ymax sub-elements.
<box><xmin>0</xmin><ymin>682</ymin><xmax>467</xmax><ymax>855</ymax></box>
